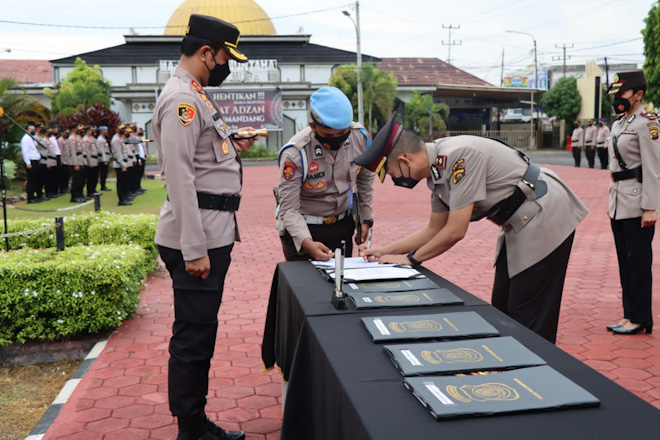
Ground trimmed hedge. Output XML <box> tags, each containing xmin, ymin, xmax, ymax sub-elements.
<box><xmin>6</xmin><ymin>211</ymin><xmax>158</xmax><ymax>257</ymax></box>
<box><xmin>0</xmin><ymin>245</ymin><xmax>153</xmax><ymax>346</ymax></box>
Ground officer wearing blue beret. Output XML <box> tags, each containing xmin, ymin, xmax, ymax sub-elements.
<box><xmin>276</xmin><ymin>86</ymin><xmax>375</xmax><ymax>261</ymax></box>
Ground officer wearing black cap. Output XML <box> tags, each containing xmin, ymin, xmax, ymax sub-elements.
<box><xmin>355</xmin><ymin>113</ymin><xmax>588</xmax><ymax>343</ymax></box>
<box><xmin>153</xmin><ymin>13</ymin><xmax>255</xmax><ymax>440</ymax></box>
<box><xmin>605</xmin><ymin>70</ymin><xmax>659</xmax><ymax>335</ymax></box>
<box><xmin>277</xmin><ymin>86</ymin><xmax>374</xmax><ymax>261</ymax></box>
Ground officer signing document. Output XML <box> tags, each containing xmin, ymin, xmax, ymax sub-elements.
<box><xmin>356</xmin><ymin>114</ymin><xmax>588</xmax><ymax>344</ymax></box>
<box><xmin>153</xmin><ymin>14</ymin><xmax>255</xmax><ymax>440</ymax></box>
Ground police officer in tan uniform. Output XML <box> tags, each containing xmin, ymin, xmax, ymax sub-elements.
<box><xmin>112</xmin><ymin>125</ymin><xmax>133</xmax><ymax>206</ymax></box>
<box><xmin>97</xmin><ymin>125</ymin><xmax>111</xmax><ymax>191</ymax></box>
<box><xmin>571</xmin><ymin>120</ymin><xmax>584</xmax><ymax>167</ymax></box>
<box><xmin>356</xmin><ymin>114</ymin><xmax>588</xmax><ymax>343</ymax></box>
<box><xmin>277</xmin><ymin>86</ymin><xmax>375</xmax><ymax>261</ymax></box>
<box><xmin>596</xmin><ymin>118</ymin><xmax>610</xmax><ymax>169</ymax></box>
<box><xmin>153</xmin><ymin>14</ymin><xmax>255</xmax><ymax>440</ymax></box>
<box><xmin>67</xmin><ymin>124</ymin><xmax>86</xmax><ymax>202</ymax></box>
<box><xmin>584</xmin><ymin>119</ymin><xmax>597</xmax><ymax>168</ymax></box>
<box><xmin>83</xmin><ymin>126</ymin><xmax>99</xmax><ymax>197</ymax></box>
<box><xmin>605</xmin><ymin>70</ymin><xmax>659</xmax><ymax>335</ymax></box>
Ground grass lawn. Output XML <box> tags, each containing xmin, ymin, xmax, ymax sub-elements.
<box><xmin>5</xmin><ymin>178</ymin><xmax>167</xmax><ymax>220</ymax></box>
<box><xmin>0</xmin><ymin>360</ymin><xmax>80</xmax><ymax>440</ymax></box>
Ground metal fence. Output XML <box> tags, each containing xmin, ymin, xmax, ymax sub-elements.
<box><xmin>439</xmin><ymin>130</ymin><xmax>535</xmax><ymax>149</ymax></box>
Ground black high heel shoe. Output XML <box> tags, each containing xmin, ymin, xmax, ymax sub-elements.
<box><xmin>606</xmin><ymin>319</ymin><xmax>629</xmax><ymax>331</ymax></box>
<box><xmin>612</xmin><ymin>323</ymin><xmax>653</xmax><ymax>335</ymax></box>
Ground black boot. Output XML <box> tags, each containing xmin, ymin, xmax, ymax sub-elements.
<box><xmin>176</xmin><ymin>414</ymin><xmax>206</xmax><ymax>440</ymax></box>
<box><xmin>205</xmin><ymin>416</ymin><xmax>245</xmax><ymax>440</ymax></box>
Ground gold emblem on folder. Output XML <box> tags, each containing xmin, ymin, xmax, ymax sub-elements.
<box><xmin>374</xmin><ymin>294</ymin><xmax>420</xmax><ymax>303</ymax></box>
<box><xmin>390</xmin><ymin>320</ymin><xmax>442</xmax><ymax>333</ymax></box>
<box><xmin>421</xmin><ymin>348</ymin><xmax>484</xmax><ymax>364</ymax></box>
<box><xmin>446</xmin><ymin>383</ymin><xmax>520</xmax><ymax>403</ymax></box>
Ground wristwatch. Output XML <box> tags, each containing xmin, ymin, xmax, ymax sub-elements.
<box><xmin>407</xmin><ymin>249</ymin><xmax>422</xmax><ymax>267</ymax></box>
<box><xmin>362</xmin><ymin>219</ymin><xmax>374</xmax><ymax>227</ymax></box>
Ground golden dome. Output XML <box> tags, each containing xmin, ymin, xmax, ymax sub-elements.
<box><xmin>164</xmin><ymin>0</ymin><xmax>276</xmax><ymax>36</ymax></box>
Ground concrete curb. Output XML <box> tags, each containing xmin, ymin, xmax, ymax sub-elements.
<box><xmin>24</xmin><ymin>339</ymin><xmax>108</xmax><ymax>440</ymax></box>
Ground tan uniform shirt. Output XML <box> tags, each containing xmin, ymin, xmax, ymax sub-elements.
<box><xmin>66</xmin><ymin>135</ymin><xmax>84</xmax><ymax>167</ymax></box>
<box><xmin>97</xmin><ymin>135</ymin><xmax>110</xmax><ymax>163</ymax></box>
<box><xmin>83</xmin><ymin>135</ymin><xmax>99</xmax><ymax>167</ymax></box>
<box><xmin>35</xmin><ymin>134</ymin><xmax>49</xmax><ymax>165</ymax></box>
<box><xmin>278</xmin><ymin>124</ymin><xmax>375</xmax><ymax>251</ymax></box>
<box><xmin>571</xmin><ymin>127</ymin><xmax>584</xmax><ymax>147</ymax></box>
<box><xmin>597</xmin><ymin>125</ymin><xmax>610</xmax><ymax>148</ymax></box>
<box><xmin>584</xmin><ymin>125</ymin><xmax>597</xmax><ymax>148</ymax></box>
<box><xmin>607</xmin><ymin>108</ymin><xmax>660</xmax><ymax>219</ymax></box>
<box><xmin>111</xmin><ymin>135</ymin><xmax>128</xmax><ymax>169</ymax></box>
<box><xmin>426</xmin><ymin>136</ymin><xmax>588</xmax><ymax>277</ymax></box>
<box><xmin>58</xmin><ymin>136</ymin><xmax>70</xmax><ymax>165</ymax></box>
<box><xmin>154</xmin><ymin>66</ymin><xmax>242</xmax><ymax>260</ymax></box>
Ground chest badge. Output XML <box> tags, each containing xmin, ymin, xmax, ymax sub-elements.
<box><xmin>222</xmin><ymin>140</ymin><xmax>229</xmax><ymax>155</ymax></box>
<box><xmin>177</xmin><ymin>103</ymin><xmax>196</xmax><ymax>126</ymax></box>
<box><xmin>315</xmin><ymin>146</ymin><xmax>323</xmax><ymax>157</ymax></box>
<box><xmin>309</xmin><ymin>161</ymin><xmax>319</xmax><ymax>173</ymax></box>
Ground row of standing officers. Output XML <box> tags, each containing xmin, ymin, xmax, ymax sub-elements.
<box><xmin>20</xmin><ymin>123</ymin><xmax>147</xmax><ymax>205</ymax></box>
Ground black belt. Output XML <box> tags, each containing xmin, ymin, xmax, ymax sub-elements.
<box><xmin>597</xmin><ymin>142</ymin><xmax>605</xmax><ymax>145</ymax></box>
<box><xmin>610</xmin><ymin>166</ymin><xmax>642</xmax><ymax>183</ymax></box>
<box><xmin>474</xmin><ymin>162</ymin><xmax>548</xmax><ymax>226</ymax></box>
<box><xmin>167</xmin><ymin>192</ymin><xmax>242</xmax><ymax>211</ymax></box>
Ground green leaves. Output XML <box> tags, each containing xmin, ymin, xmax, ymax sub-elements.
<box><xmin>0</xmin><ymin>245</ymin><xmax>152</xmax><ymax>346</ymax></box>
<box><xmin>44</xmin><ymin>57</ymin><xmax>112</xmax><ymax>116</ymax></box>
<box><xmin>643</xmin><ymin>4</ymin><xmax>660</xmax><ymax>106</ymax></box>
<box><xmin>540</xmin><ymin>77</ymin><xmax>581</xmax><ymax>123</ymax></box>
<box><xmin>405</xmin><ymin>91</ymin><xmax>450</xmax><ymax>141</ymax></box>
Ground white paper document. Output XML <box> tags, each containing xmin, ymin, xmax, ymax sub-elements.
<box><xmin>324</xmin><ymin>266</ymin><xmax>422</xmax><ymax>282</ymax></box>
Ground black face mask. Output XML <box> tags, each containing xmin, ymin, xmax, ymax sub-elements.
<box><xmin>205</xmin><ymin>50</ymin><xmax>231</xmax><ymax>87</ymax></box>
<box><xmin>612</xmin><ymin>96</ymin><xmax>632</xmax><ymax>115</ymax></box>
<box><xmin>29</xmin><ymin>130</ymin><xmax>36</xmax><ymax>136</ymax></box>
<box><xmin>392</xmin><ymin>160</ymin><xmax>420</xmax><ymax>189</ymax></box>
<box><xmin>315</xmin><ymin>131</ymin><xmax>350</xmax><ymax>151</ymax></box>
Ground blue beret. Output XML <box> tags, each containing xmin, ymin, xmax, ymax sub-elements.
<box><xmin>599</xmin><ymin>118</ymin><xmax>606</xmax><ymax>123</ymax></box>
<box><xmin>98</xmin><ymin>125</ymin><xmax>108</xmax><ymax>130</ymax></box>
<box><xmin>310</xmin><ymin>86</ymin><xmax>353</xmax><ymax>130</ymax></box>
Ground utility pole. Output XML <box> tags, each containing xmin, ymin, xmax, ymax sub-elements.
<box><xmin>500</xmin><ymin>47</ymin><xmax>505</xmax><ymax>87</ymax></box>
<box><xmin>604</xmin><ymin>56</ymin><xmax>609</xmax><ymax>87</ymax></box>
<box><xmin>553</xmin><ymin>43</ymin><xmax>573</xmax><ymax>78</ymax></box>
<box><xmin>442</xmin><ymin>24</ymin><xmax>461</xmax><ymax>65</ymax></box>
<box><xmin>342</xmin><ymin>2</ymin><xmax>363</xmax><ymax>124</ymax></box>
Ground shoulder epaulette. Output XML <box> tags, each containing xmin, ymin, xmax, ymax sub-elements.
<box><xmin>641</xmin><ymin>112</ymin><xmax>658</xmax><ymax>120</ymax></box>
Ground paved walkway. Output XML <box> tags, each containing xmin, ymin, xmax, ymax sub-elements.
<box><xmin>42</xmin><ymin>164</ymin><xmax>660</xmax><ymax>440</ymax></box>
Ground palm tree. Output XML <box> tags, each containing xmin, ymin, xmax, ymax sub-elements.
<box><xmin>0</xmin><ymin>76</ymin><xmax>51</xmax><ymax>143</ymax></box>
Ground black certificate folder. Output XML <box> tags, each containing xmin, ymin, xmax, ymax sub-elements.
<box><xmin>404</xmin><ymin>366</ymin><xmax>600</xmax><ymax>420</ymax></box>
<box><xmin>384</xmin><ymin>336</ymin><xmax>546</xmax><ymax>376</ymax></box>
<box><xmin>349</xmin><ymin>288</ymin><xmax>463</xmax><ymax>309</ymax></box>
<box><xmin>343</xmin><ymin>277</ymin><xmax>440</xmax><ymax>294</ymax></box>
<box><xmin>361</xmin><ymin>311</ymin><xmax>499</xmax><ymax>342</ymax></box>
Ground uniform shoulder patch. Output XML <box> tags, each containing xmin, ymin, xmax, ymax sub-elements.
<box><xmin>451</xmin><ymin>158</ymin><xmax>466</xmax><ymax>184</ymax></box>
<box><xmin>282</xmin><ymin>161</ymin><xmax>297</xmax><ymax>181</ymax></box>
<box><xmin>177</xmin><ymin>103</ymin><xmax>196</xmax><ymax>126</ymax></box>
<box><xmin>434</xmin><ymin>154</ymin><xmax>447</xmax><ymax>169</ymax></box>
<box><xmin>641</xmin><ymin>112</ymin><xmax>658</xmax><ymax>120</ymax></box>
<box><xmin>649</xmin><ymin>125</ymin><xmax>659</xmax><ymax>140</ymax></box>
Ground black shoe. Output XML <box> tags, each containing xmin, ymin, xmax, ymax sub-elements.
<box><xmin>205</xmin><ymin>417</ymin><xmax>245</xmax><ymax>440</ymax></box>
<box><xmin>606</xmin><ymin>324</ymin><xmax>621</xmax><ymax>332</ymax></box>
<box><xmin>27</xmin><ymin>199</ymin><xmax>41</xmax><ymax>204</ymax></box>
<box><xmin>137</xmin><ymin>188</ymin><xmax>147</xmax><ymax>194</ymax></box>
<box><xmin>118</xmin><ymin>200</ymin><xmax>133</xmax><ymax>206</ymax></box>
<box><xmin>612</xmin><ymin>323</ymin><xmax>653</xmax><ymax>335</ymax></box>
<box><xmin>71</xmin><ymin>197</ymin><xmax>86</xmax><ymax>203</ymax></box>
<box><xmin>101</xmin><ymin>187</ymin><xmax>112</xmax><ymax>191</ymax></box>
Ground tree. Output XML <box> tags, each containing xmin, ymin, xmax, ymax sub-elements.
<box><xmin>601</xmin><ymin>86</ymin><xmax>613</xmax><ymax>119</ymax></box>
<box><xmin>540</xmin><ymin>77</ymin><xmax>581</xmax><ymax>123</ymax></box>
<box><xmin>44</xmin><ymin>58</ymin><xmax>112</xmax><ymax>116</ymax></box>
<box><xmin>643</xmin><ymin>3</ymin><xmax>660</xmax><ymax>106</ymax></box>
<box><xmin>404</xmin><ymin>91</ymin><xmax>450</xmax><ymax>141</ymax></box>
<box><xmin>0</xmin><ymin>76</ymin><xmax>50</xmax><ymax>143</ymax></box>
<box><xmin>329</xmin><ymin>63</ymin><xmax>398</xmax><ymax>133</ymax></box>
<box><xmin>55</xmin><ymin>103</ymin><xmax>122</xmax><ymax>135</ymax></box>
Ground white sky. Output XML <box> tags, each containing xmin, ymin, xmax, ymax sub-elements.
<box><xmin>0</xmin><ymin>0</ymin><xmax>650</xmax><ymax>85</ymax></box>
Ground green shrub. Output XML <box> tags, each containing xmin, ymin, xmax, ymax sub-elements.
<box><xmin>2</xmin><ymin>161</ymin><xmax>17</xmax><ymax>184</ymax></box>
<box><xmin>6</xmin><ymin>211</ymin><xmax>157</xmax><ymax>252</ymax></box>
<box><xmin>0</xmin><ymin>245</ymin><xmax>152</xmax><ymax>346</ymax></box>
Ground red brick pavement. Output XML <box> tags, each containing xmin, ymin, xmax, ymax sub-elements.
<box><xmin>42</xmin><ymin>164</ymin><xmax>660</xmax><ymax>440</ymax></box>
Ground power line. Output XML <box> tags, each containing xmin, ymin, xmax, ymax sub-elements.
<box><xmin>0</xmin><ymin>5</ymin><xmax>354</xmax><ymax>30</ymax></box>
<box><xmin>442</xmin><ymin>24</ymin><xmax>461</xmax><ymax>64</ymax></box>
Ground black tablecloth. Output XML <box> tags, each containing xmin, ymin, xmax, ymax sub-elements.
<box><xmin>281</xmin><ymin>307</ymin><xmax>660</xmax><ymax>440</ymax></box>
<box><xmin>261</xmin><ymin>262</ymin><xmax>487</xmax><ymax>380</ymax></box>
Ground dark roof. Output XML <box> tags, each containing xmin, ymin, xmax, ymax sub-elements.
<box><xmin>377</xmin><ymin>58</ymin><xmax>492</xmax><ymax>87</ymax></box>
<box><xmin>51</xmin><ymin>35</ymin><xmax>380</xmax><ymax>65</ymax></box>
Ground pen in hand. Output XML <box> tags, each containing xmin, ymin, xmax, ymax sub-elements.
<box><xmin>366</xmin><ymin>228</ymin><xmax>373</xmax><ymax>250</ymax></box>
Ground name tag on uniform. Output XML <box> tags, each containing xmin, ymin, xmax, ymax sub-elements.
<box><xmin>621</xmin><ymin>130</ymin><xmax>637</xmax><ymax>135</ymax></box>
